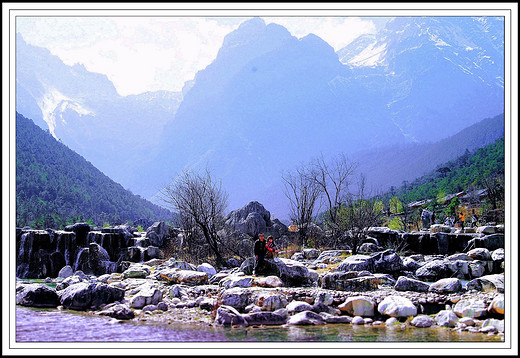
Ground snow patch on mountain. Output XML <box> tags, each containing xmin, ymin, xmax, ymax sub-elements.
<box><xmin>348</xmin><ymin>43</ymin><xmax>387</xmax><ymax>67</ymax></box>
<box><xmin>37</xmin><ymin>87</ymin><xmax>94</xmax><ymax>138</ymax></box>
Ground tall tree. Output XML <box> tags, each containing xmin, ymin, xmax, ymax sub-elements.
<box><xmin>310</xmin><ymin>154</ymin><xmax>357</xmax><ymax>247</ymax></box>
<box><xmin>161</xmin><ymin>169</ymin><xmax>228</xmax><ymax>265</ymax></box>
<box><xmin>282</xmin><ymin>163</ymin><xmax>322</xmax><ymax>248</ymax></box>
<box><xmin>337</xmin><ymin>175</ymin><xmax>384</xmax><ymax>254</ymax></box>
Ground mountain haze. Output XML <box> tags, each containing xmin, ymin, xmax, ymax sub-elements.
<box><xmin>15</xmin><ymin>17</ymin><xmax>505</xmax><ymax>219</ymax></box>
<box><xmin>15</xmin><ymin>33</ymin><xmax>183</xmax><ymax>190</ymax></box>
<box><xmin>15</xmin><ymin>112</ymin><xmax>174</xmax><ymax>228</ymax></box>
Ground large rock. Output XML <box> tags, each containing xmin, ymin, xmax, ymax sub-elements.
<box><xmin>58</xmin><ymin>265</ymin><xmax>74</xmax><ymax>279</ymax></box>
<box><xmin>482</xmin><ymin>318</ymin><xmax>505</xmax><ymax>333</ymax></box>
<box><xmin>243</xmin><ymin>311</ymin><xmax>288</xmax><ymax>326</ymax></box>
<box><xmin>58</xmin><ymin>282</ymin><xmax>124</xmax><ymax>310</ymax></box>
<box><xmin>164</xmin><ymin>259</ymin><xmax>197</xmax><ymax>271</ymax></box>
<box><xmin>303</xmin><ymin>248</ymin><xmax>321</xmax><ymax>260</ymax></box>
<box><xmin>287</xmin><ymin>311</ymin><xmax>325</xmax><ymax>325</ymax></box>
<box><xmin>445</xmin><ymin>259</ymin><xmax>470</xmax><ymax>279</ymax></box>
<box><xmin>145</xmin><ymin>222</ymin><xmax>169</xmax><ymax>247</ymax></box>
<box><xmin>488</xmin><ymin>294</ymin><xmax>504</xmax><ymax>315</ymax></box>
<box><xmin>55</xmin><ymin>273</ymin><xmax>89</xmax><ymax>291</ymax></box>
<box><xmin>16</xmin><ymin>283</ymin><xmax>60</xmax><ymax>307</ymax></box>
<box><xmin>466</xmin><ymin>274</ymin><xmax>504</xmax><ymax>293</ymax></box>
<box><xmin>402</xmin><ymin>257</ymin><xmax>421</xmax><ymax>271</ymax></box>
<box><xmin>338</xmin><ymin>296</ymin><xmax>375</xmax><ymax>317</ymax></box>
<box><xmin>467</xmin><ymin>248</ymin><xmax>492</xmax><ymax>261</ymax></box>
<box><xmin>394</xmin><ymin>276</ymin><xmax>430</xmax><ymax>292</ymax></box>
<box><xmin>435</xmin><ymin>310</ymin><xmax>459</xmax><ymax>327</ymax></box>
<box><xmin>256</xmin><ymin>293</ymin><xmax>288</xmax><ymax>311</ymax></box>
<box><xmin>466</xmin><ymin>234</ymin><xmax>504</xmax><ymax>251</ymax></box>
<box><xmin>220</xmin><ymin>288</ymin><xmax>251</xmax><ymax>312</ymax></box>
<box><xmin>337</xmin><ymin>255</ymin><xmax>374</xmax><ymax>272</ymax></box>
<box><xmin>453</xmin><ymin>298</ymin><xmax>488</xmax><ymax>319</ymax></box>
<box><xmin>312</xmin><ymin>250</ymin><xmax>350</xmax><ymax>265</ymax></box>
<box><xmin>428</xmin><ymin>278</ymin><xmax>462</xmax><ymax>294</ymax></box>
<box><xmin>197</xmin><ymin>263</ymin><xmax>217</xmax><ymax>277</ymax></box>
<box><xmin>411</xmin><ymin>315</ymin><xmax>434</xmax><ymax>328</ymax></box>
<box><xmin>377</xmin><ymin>295</ymin><xmax>417</xmax><ymax>318</ymax></box>
<box><xmin>320</xmin><ymin>272</ymin><xmax>379</xmax><ymax>291</ymax></box>
<box><xmin>254</xmin><ymin>275</ymin><xmax>284</xmax><ymax>288</ymax></box>
<box><xmin>286</xmin><ymin>300</ymin><xmax>313</xmax><ymax>314</ymax></box>
<box><xmin>225</xmin><ymin>201</ymin><xmax>271</xmax><ymax>236</ymax></box>
<box><xmin>97</xmin><ymin>303</ymin><xmax>135</xmax><ymax>320</ymax></box>
<box><xmin>74</xmin><ymin>242</ymin><xmax>116</xmax><ymax>276</ymax></box>
<box><xmin>244</xmin><ymin>258</ymin><xmax>311</xmax><ymax>286</ymax></box>
<box><xmin>371</xmin><ymin>249</ymin><xmax>405</xmax><ymax>273</ymax></box>
<box><xmin>220</xmin><ymin>275</ymin><xmax>254</xmax><ymax>289</ymax></box>
<box><xmin>415</xmin><ymin>260</ymin><xmax>451</xmax><ymax>282</ymax></box>
<box><xmin>215</xmin><ymin>305</ymin><xmax>247</xmax><ymax>326</ymax></box>
<box><xmin>122</xmin><ymin>263</ymin><xmax>150</xmax><ymax>279</ymax></box>
<box><xmin>159</xmin><ymin>268</ymin><xmax>209</xmax><ymax>286</ymax></box>
<box><xmin>129</xmin><ymin>284</ymin><xmax>163</xmax><ymax>309</ymax></box>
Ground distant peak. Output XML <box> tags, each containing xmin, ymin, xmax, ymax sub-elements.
<box><xmin>239</xmin><ymin>17</ymin><xmax>266</xmax><ymax>29</ymax></box>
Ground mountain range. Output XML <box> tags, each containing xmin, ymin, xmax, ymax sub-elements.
<box><xmin>15</xmin><ymin>16</ymin><xmax>505</xmax><ymax>219</ymax></box>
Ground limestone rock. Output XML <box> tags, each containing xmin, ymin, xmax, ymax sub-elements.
<box><xmin>488</xmin><ymin>294</ymin><xmax>504</xmax><ymax>315</ymax></box>
<box><xmin>411</xmin><ymin>315</ymin><xmax>434</xmax><ymax>328</ymax></box>
<box><xmin>465</xmin><ymin>274</ymin><xmax>504</xmax><ymax>293</ymax></box>
<box><xmin>129</xmin><ymin>284</ymin><xmax>163</xmax><ymax>309</ymax></box>
<box><xmin>215</xmin><ymin>305</ymin><xmax>247</xmax><ymax>327</ymax></box>
<box><xmin>97</xmin><ymin>303</ymin><xmax>135</xmax><ymax>320</ymax></box>
<box><xmin>394</xmin><ymin>276</ymin><xmax>430</xmax><ymax>292</ymax></box>
<box><xmin>377</xmin><ymin>295</ymin><xmax>417</xmax><ymax>318</ymax></box>
<box><xmin>16</xmin><ymin>283</ymin><xmax>60</xmax><ymax>307</ymax></box>
<box><xmin>287</xmin><ymin>311</ymin><xmax>325</xmax><ymax>325</ymax></box>
<box><xmin>286</xmin><ymin>300</ymin><xmax>313</xmax><ymax>314</ymax></box>
<box><xmin>453</xmin><ymin>298</ymin><xmax>488</xmax><ymax>319</ymax></box>
<box><xmin>429</xmin><ymin>278</ymin><xmax>462</xmax><ymax>294</ymax></box>
<box><xmin>435</xmin><ymin>310</ymin><xmax>459</xmax><ymax>327</ymax></box>
<box><xmin>59</xmin><ymin>282</ymin><xmax>124</xmax><ymax>310</ymax></box>
<box><xmin>338</xmin><ymin>296</ymin><xmax>375</xmax><ymax>317</ymax></box>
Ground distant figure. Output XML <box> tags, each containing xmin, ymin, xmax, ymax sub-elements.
<box><xmin>421</xmin><ymin>209</ymin><xmax>432</xmax><ymax>229</ymax></box>
<box><xmin>253</xmin><ymin>233</ymin><xmax>267</xmax><ymax>275</ymax></box>
<box><xmin>471</xmin><ymin>210</ymin><xmax>479</xmax><ymax>227</ymax></box>
<box><xmin>444</xmin><ymin>216</ymin><xmax>450</xmax><ymax>226</ymax></box>
<box><xmin>459</xmin><ymin>212</ymin><xmax>466</xmax><ymax>229</ymax></box>
<box><xmin>265</xmin><ymin>235</ymin><xmax>279</xmax><ymax>259</ymax></box>
<box><xmin>431</xmin><ymin>211</ymin><xmax>436</xmax><ymax>225</ymax></box>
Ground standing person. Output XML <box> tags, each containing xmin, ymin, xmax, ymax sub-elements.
<box><xmin>253</xmin><ymin>233</ymin><xmax>267</xmax><ymax>275</ymax></box>
<box><xmin>265</xmin><ymin>236</ymin><xmax>279</xmax><ymax>259</ymax></box>
<box><xmin>459</xmin><ymin>212</ymin><xmax>466</xmax><ymax>230</ymax></box>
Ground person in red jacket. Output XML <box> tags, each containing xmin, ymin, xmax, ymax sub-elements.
<box><xmin>265</xmin><ymin>236</ymin><xmax>279</xmax><ymax>259</ymax></box>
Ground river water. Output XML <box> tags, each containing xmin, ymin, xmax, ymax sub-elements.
<box><xmin>15</xmin><ymin>306</ymin><xmax>503</xmax><ymax>344</ymax></box>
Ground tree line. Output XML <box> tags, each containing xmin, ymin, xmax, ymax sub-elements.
<box><xmin>160</xmin><ymin>137</ymin><xmax>505</xmax><ymax>264</ymax></box>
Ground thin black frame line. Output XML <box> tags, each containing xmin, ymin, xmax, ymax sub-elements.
<box><xmin>8</xmin><ymin>9</ymin><xmax>514</xmax><ymax>351</ymax></box>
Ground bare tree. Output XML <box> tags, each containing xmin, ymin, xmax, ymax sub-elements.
<box><xmin>337</xmin><ymin>175</ymin><xmax>385</xmax><ymax>254</ymax></box>
<box><xmin>480</xmin><ymin>174</ymin><xmax>504</xmax><ymax>210</ymax></box>
<box><xmin>311</xmin><ymin>153</ymin><xmax>357</xmax><ymax>247</ymax></box>
<box><xmin>161</xmin><ymin>169</ymin><xmax>228</xmax><ymax>265</ymax></box>
<box><xmin>282</xmin><ymin>163</ymin><xmax>322</xmax><ymax>249</ymax></box>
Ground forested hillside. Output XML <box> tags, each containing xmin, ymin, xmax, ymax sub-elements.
<box><xmin>386</xmin><ymin>137</ymin><xmax>505</xmax><ymax>205</ymax></box>
<box><xmin>15</xmin><ymin>112</ymin><xmax>174</xmax><ymax>229</ymax></box>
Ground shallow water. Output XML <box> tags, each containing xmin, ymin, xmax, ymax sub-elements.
<box><xmin>15</xmin><ymin>306</ymin><xmax>503</xmax><ymax>343</ymax></box>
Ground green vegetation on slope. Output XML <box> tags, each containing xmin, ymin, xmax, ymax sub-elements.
<box><xmin>15</xmin><ymin>112</ymin><xmax>174</xmax><ymax>229</ymax></box>
<box><xmin>385</xmin><ymin>137</ymin><xmax>505</xmax><ymax>206</ymax></box>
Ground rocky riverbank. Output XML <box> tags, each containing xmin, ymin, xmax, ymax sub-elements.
<box><xmin>16</xmin><ymin>250</ymin><xmax>506</xmax><ymax>339</ymax></box>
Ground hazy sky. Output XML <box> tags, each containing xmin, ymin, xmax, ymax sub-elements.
<box><xmin>16</xmin><ymin>16</ymin><xmax>383</xmax><ymax>96</ymax></box>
